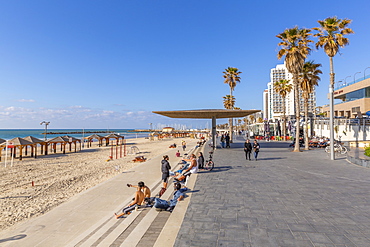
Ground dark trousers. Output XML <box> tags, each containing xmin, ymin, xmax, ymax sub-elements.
<box><xmin>245</xmin><ymin>150</ymin><xmax>251</xmax><ymax>160</ymax></box>
<box><xmin>254</xmin><ymin>151</ymin><xmax>259</xmax><ymax>159</ymax></box>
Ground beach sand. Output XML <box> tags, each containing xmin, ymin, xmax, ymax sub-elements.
<box><xmin>0</xmin><ymin>137</ymin><xmax>198</xmax><ymax>231</ymax></box>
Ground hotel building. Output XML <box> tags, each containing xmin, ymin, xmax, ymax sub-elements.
<box><xmin>322</xmin><ymin>75</ymin><xmax>370</xmax><ymax>117</ymax></box>
<box><xmin>264</xmin><ymin>63</ymin><xmax>316</xmax><ymax>121</ymax></box>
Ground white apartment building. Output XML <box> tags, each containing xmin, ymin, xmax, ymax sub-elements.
<box><xmin>264</xmin><ymin>63</ymin><xmax>316</xmax><ymax>121</ymax></box>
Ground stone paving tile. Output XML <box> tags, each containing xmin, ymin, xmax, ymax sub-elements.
<box><xmin>174</xmin><ymin>138</ymin><xmax>370</xmax><ymax>247</ymax></box>
<box><xmin>305</xmin><ymin>232</ymin><xmax>333</xmax><ymax>244</ymax></box>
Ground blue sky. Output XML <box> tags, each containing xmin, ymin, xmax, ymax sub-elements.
<box><xmin>0</xmin><ymin>0</ymin><xmax>369</xmax><ymax>129</ymax></box>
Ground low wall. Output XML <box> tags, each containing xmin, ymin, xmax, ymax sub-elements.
<box><xmin>313</xmin><ymin>119</ymin><xmax>370</xmax><ymax>142</ymax></box>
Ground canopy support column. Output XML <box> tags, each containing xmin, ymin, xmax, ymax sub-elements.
<box><xmin>212</xmin><ymin>116</ymin><xmax>216</xmax><ymax>150</ymax></box>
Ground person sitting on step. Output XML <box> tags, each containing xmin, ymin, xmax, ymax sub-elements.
<box><xmin>115</xmin><ymin>183</ymin><xmax>144</xmax><ymax>219</ymax></box>
<box><xmin>153</xmin><ymin>183</ymin><xmax>188</xmax><ymax>212</ymax></box>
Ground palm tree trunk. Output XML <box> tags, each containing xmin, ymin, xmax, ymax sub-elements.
<box><xmin>283</xmin><ymin>96</ymin><xmax>286</xmax><ymax>141</ymax></box>
<box><xmin>329</xmin><ymin>56</ymin><xmax>335</xmax><ymax>160</ymax></box>
<box><xmin>293</xmin><ymin>75</ymin><xmax>301</xmax><ymax>152</ymax></box>
<box><xmin>229</xmin><ymin>88</ymin><xmax>234</xmax><ymax>142</ymax></box>
<box><xmin>304</xmin><ymin>97</ymin><xmax>309</xmax><ymax>150</ymax></box>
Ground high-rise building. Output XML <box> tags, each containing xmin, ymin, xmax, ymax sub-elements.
<box><xmin>263</xmin><ymin>63</ymin><xmax>316</xmax><ymax>121</ymax></box>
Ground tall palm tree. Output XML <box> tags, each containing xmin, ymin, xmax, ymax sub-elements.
<box><xmin>274</xmin><ymin>79</ymin><xmax>293</xmax><ymax>141</ymax></box>
<box><xmin>313</xmin><ymin>16</ymin><xmax>354</xmax><ymax>159</ymax></box>
<box><xmin>299</xmin><ymin>61</ymin><xmax>322</xmax><ymax>150</ymax></box>
<box><xmin>223</xmin><ymin>67</ymin><xmax>242</xmax><ymax>142</ymax></box>
<box><xmin>223</xmin><ymin>95</ymin><xmax>235</xmax><ymax>110</ymax></box>
<box><xmin>277</xmin><ymin>26</ymin><xmax>313</xmax><ymax>152</ymax></box>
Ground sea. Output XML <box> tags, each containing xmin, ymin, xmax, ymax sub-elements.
<box><xmin>0</xmin><ymin>129</ymin><xmax>149</xmax><ymax>141</ymax></box>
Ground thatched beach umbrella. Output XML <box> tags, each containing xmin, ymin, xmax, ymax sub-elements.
<box><xmin>23</xmin><ymin>136</ymin><xmax>46</xmax><ymax>157</ymax></box>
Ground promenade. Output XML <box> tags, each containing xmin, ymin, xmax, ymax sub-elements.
<box><xmin>175</xmin><ymin>137</ymin><xmax>370</xmax><ymax>246</ymax></box>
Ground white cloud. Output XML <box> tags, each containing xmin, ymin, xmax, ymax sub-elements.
<box><xmin>17</xmin><ymin>99</ymin><xmax>35</xmax><ymax>103</ymax></box>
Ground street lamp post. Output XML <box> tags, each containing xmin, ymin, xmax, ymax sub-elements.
<box><xmin>40</xmin><ymin>121</ymin><xmax>50</xmax><ymax>141</ymax></box>
<box><xmin>344</xmin><ymin>76</ymin><xmax>351</xmax><ymax>86</ymax></box>
<box><xmin>354</xmin><ymin>72</ymin><xmax>361</xmax><ymax>83</ymax></box>
<box><xmin>335</xmin><ymin>80</ymin><xmax>343</xmax><ymax>89</ymax></box>
<box><xmin>364</xmin><ymin>67</ymin><xmax>370</xmax><ymax>80</ymax></box>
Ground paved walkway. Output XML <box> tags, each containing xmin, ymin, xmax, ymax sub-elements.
<box><xmin>175</xmin><ymin>136</ymin><xmax>370</xmax><ymax>247</ymax></box>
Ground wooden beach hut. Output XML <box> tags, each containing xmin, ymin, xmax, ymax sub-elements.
<box><xmin>23</xmin><ymin>136</ymin><xmax>47</xmax><ymax>157</ymax></box>
<box><xmin>85</xmin><ymin>134</ymin><xmax>104</xmax><ymax>147</ymax></box>
<box><xmin>7</xmin><ymin>137</ymin><xmax>35</xmax><ymax>160</ymax></box>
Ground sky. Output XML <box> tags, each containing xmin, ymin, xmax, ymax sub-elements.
<box><xmin>0</xmin><ymin>0</ymin><xmax>369</xmax><ymax>129</ymax></box>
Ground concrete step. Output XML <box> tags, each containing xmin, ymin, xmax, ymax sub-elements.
<box><xmin>65</xmin><ymin>143</ymin><xmax>203</xmax><ymax>247</ymax></box>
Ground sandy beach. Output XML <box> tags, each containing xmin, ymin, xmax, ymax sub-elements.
<box><xmin>0</xmin><ymin>137</ymin><xmax>198</xmax><ymax>232</ymax></box>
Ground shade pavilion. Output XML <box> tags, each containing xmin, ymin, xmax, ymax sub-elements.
<box><xmin>84</xmin><ymin>134</ymin><xmax>104</xmax><ymax>147</ymax></box>
<box><xmin>2</xmin><ymin>137</ymin><xmax>35</xmax><ymax>161</ymax></box>
<box><xmin>23</xmin><ymin>136</ymin><xmax>46</xmax><ymax>157</ymax></box>
<box><xmin>0</xmin><ymin>138</ymin><xmax>6</xmax><ymax>161</ymax></box>
<box><xmin>48</xmin><ymin>136</ymin><xmax>81</xmax><ymax>154</ymax></box>
<box><xmin>153</xmin><ymin>109</ymin><xmax>260</xmax><ymax>148</ymax></box>
<box><xmin>104</xmin><ymin>133</ymin><xmax>124</xmax><ymax>146</ymax></box>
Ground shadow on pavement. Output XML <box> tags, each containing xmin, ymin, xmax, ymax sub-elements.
<box><xmin>0</xmin><ymin>234</ymin><xmax>27</xmax><ymax>243</ymax></box>
<box><xmin>186</xmin><ymin>190</ymin><xmax>200</xmax><ymax>194</ymax></box>
<box><xmin>198</xmin><ymin>166</ymin><xmax>232</xmax><ymax>173</ymax></box>
<box><xmin>257</xmin><ymin>157</ymin><xmax>286</xmax><ymax>161</ymax></box>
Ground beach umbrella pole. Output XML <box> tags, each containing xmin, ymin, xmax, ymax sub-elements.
<box><xmin>4</xmin><ymin>140</ymin><xmax>8</xmax><ymax>167</ymax></box>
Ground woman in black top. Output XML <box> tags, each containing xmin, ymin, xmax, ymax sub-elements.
<box><xmin>161</xmin><ymin>155</ymin><xmax>171</xmax><ymax>188</ymax></box>
<box><xmin>244</xmin><ymin>139</ymin><xmax>252</xmax><ymax>160</ymax></box>
<box><xmin>197</xmin><ymin>152</ymin><xmax>205</xmax><ymax>169</ymax></box>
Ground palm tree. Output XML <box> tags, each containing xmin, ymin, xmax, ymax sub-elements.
<box><xmin>222</xmin><ymin>95</ymin><xmax>235</xmax><ymax>110</ymax></box>
<box><xmin>299</xmin><ymin>61</ymin><xmax>322</xmax><ymax>150</ymax></box>
<box><xmin>223</xmin><ymin>67</ymin><xmax>242</xmax><ymax>142</ymax></box>
<box><xmin>249</xmin><ymin>115</ymin><xmax>255</xmax><ymax>124</ymax></box>
<box><xmin>277</xmin><ymin>26</ymin><xmax>313</xmax><ymax>152</ymax></box>
<box><xmin>313</xmin><ymin>16</ymin><xmax>354</xmax><ymax>159</ymax></box>
<box><xmin>274</xmin><ymin>79</ymin><xmax>293</xmax><ymax>141</ymax></box>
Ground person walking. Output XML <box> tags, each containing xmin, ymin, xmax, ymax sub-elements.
<box><xmin>182</xmin><ymin>140</ymin><xmax>186</xmax><ymax>151</ymax></box>
<box><xmin>253</xmin><ymin>140</ymin><xmax>260</xmax><ymax>161</ymax></box>
<box><xmin>225</xmin><ymin>133</ymin><xmax>230</xmax><ymax>148</ymax></box>
<box><xmin>244</xmin><ymin>139</ymin><xmax>252</xmax><ymax>160</ymax></box>
<box><xmin>161</xmin><ymin>155</ymin><xmax>171</xmax><ymax>189</ymax></box>
<box><xmin>220</xmin><ymin>134</ymin><xmax>225</xmax><ymax>148</ymax></box>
